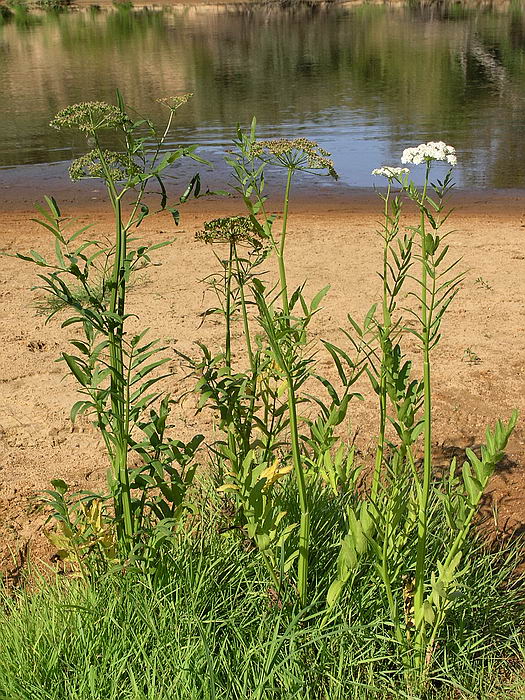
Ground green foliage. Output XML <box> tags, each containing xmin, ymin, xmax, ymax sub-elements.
<box><xmin>186</xmin><ymin>126</ymin><xmax>519</xmax><ymax>690</ymax></box>
<box><xmin>14</xmin><ymin>94</ymin><xmax>206</xmax><ymax>558</ymax></box>
<box><xmin>0</xmin><ymin>523</ymin><xmax>523</xmax><ymax>699</ymax></box>
<box><xmin>12</xmin><ymin>105</ymin><xmax>521</xmax><ymax>696</ymax></box>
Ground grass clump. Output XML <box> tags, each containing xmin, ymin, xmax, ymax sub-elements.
<box><xmin>0</xmin><ymin>514</ymin><xmax>523</xmax><ymax>699</ymax></box>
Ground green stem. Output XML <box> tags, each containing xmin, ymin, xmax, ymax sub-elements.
<box><xmin>371</xmin><ymin>184</ymin><xmax>392</xmax><ymax>500</ymax></box>
<box><xmin>93</xmin><ymin>125</ymin><xmax>133</xmax><ymax>546</ymax></box>
<box><xmin>260</xmin><ymin>548</ymin><xmax>282</xmax><ymax>595</ymax></box>
<box><xmin>381</xmin><ymin>530</ymin><xmax>404</xmax><ymax>650</ymax></box>
<box><xmin>287</xmin><ymin>375</ymin><xmax>309</xmax><ymax>606</ymax></box>
<box><xmin>268</xmin><ymin>166</ymin><xmax>309</xmax><ymax>603</ymax></box>
<box><xmin>277</xmin><ymin>168</ymin><xmax>293</xmax><ymax>317</ymax></box>
<box><xmin>234</xmin><ymin>243</ymin><xmax>255</xmax><ymax>372</ymax></box>
<box><xmin>108</xmin><ymin>191</ymin><xmax>134</xmax><ymax>545</ymax></box>
<box><xmin>225</xmin><ymin>241</ymin><xmax>233</xmax><ymax>367</ymax></box>
<box><xmin>414</xmin><ymin>161</ymin><xmax>432</xmax><ymax>661</ymax></box>
<box><xmin>262</xmin><ymin>385</ymin><xmax>278</xmax><ymax>465</ymax></box>
<box><xmin>234</xmin><ymin>244</ymin><xmax>258</xmax><ymax>454</ymax></box>
<box><xmin>279</xmin><ymin>168</ymin><xmax>309</xmax><ymax>603</ymax></box>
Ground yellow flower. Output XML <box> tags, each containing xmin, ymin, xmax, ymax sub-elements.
<box><xmin>260</xmin><ymin>458</ymin><xmax>293</xmax><ymax>489</ymax></box>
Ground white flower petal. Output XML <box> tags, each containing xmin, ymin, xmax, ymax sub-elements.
<box><xmin>372</xmin><ymin>166</ymin><xmax>410</xmax><ymax>178</ymax></box>
<box><xmin>401</xmin><ymin>141</ymin><xmax>457</xmax><ymax>166</ymax></box>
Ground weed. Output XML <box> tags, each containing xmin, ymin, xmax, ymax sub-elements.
<box><xmin>463</xmin><ymin>347</ymin><xmax>482</xmax><ymax>365</ymax></box>
<box><xmin>475</xmin><ymin>275</ymin><xmax>493</xmax><ymax>291</ymax></box>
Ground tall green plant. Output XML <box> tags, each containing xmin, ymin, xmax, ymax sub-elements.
<box><xmin>327</xmin><ymin>149</ymin><xmax>517</xmax><ymax>690</ymax></box>
<box><xmin>186</xmin><ymin>123</ymin><xmax>343</xmax><ymax>605</ymax></box>
<box><xmin>15</xmin><ymin>94</ymin><xmax>205</xmax><ymax>557</ymax></box>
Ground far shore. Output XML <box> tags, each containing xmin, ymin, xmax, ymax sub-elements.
<box><xmin>70</xmin><ymin>0</ymin><xmax>519</xmax><ymax>8</ymax></box>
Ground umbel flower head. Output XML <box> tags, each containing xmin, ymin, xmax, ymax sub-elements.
<box><xmin>250</xmin><ymin>138</ymin><xmax>338</xmax><ymax>179</ymax></box>
<box><xmin>372</xmin><ymin>166</ymin><xmax>410</xmax><ymax>179</ymax></box>
<box><xmin>401</xmin><ymin>141</ymin><xmax>457</xmax><ymax>166</ymax></box>
<box><xmin>69</xmin><ymin>150</ymin><xmax>142</xmax><ymax>182</ymax></box>
<box><xmin>195</xmin><ymin>216</ymin><xmax>265</xmax><ymax>248</ymax></box>
<box><xmin>50</xmin><ymin>102</ymin><xmax>127</xmax><ymax>133</ymax></box>
<box><xmin>157</xmin><ymin>93</ymin><xmax>193</xmax><ymax>111</ymax></box>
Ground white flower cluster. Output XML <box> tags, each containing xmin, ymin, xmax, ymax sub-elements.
<box><xmin>401</xmin><ymin>141</ymin><xmax>457</xmax><ymax>166</ymax></box>
<box><xmin>371</xmin><ymin>166</ymin><xmax>410</xmax><ymax>179</ymax></box>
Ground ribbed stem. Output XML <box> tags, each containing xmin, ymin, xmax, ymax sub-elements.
<box><xmin>234</xmin><ymin>244</ymin><xmax>255</xmax><ymax>372</ymax></box>
<box><xmin>276</xmin><ymin>167</ymin><xmax>309</xmax><ymax>605</ymax></box>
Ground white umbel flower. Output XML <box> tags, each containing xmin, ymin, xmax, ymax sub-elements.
<box><xmin>401</xmin><ymin>141</ymin><xmax>457</xmax><ymax>166</ymax></box>
<box><xmin>372</xmin><ymin>166</ymin><xmax>410</xmax><ymax>178</ymax></box>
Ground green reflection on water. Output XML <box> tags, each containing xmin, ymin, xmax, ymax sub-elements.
<box><xmin>0</xmin><ymin>2</ymin><xmax>524</xmax><ymax>188</ymax></box>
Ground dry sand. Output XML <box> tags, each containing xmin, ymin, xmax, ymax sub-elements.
<box><xmin>1</xmin><ymin>188</ymin><xmax>524</xmax><ymax>577</ymax></box>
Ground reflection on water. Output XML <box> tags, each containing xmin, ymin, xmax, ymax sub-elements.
<box><xmin>0</xmin><ymin>2</ymin><xmax>524</xmax><ymax>189</ymax></box>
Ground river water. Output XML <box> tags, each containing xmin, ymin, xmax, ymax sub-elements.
<box><xmin>1</xmin><ymin>2</ymin><xmax>524</xmax><ymax>192</ymax></box>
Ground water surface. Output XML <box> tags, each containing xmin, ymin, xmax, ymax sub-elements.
<box><xmin>1</xmin><ymin>2</ymin><xmax>525</xmax><ymax>192</ymax></box>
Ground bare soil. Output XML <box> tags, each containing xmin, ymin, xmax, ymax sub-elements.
<box><xmin>1</xmin><ymin>188</ymin><xmax>524</xmax><ymax>578</ymax></box>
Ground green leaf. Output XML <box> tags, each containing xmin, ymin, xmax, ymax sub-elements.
<box><xmin>50</xmin><ymin>479</ymin><xmax>68</xmax><ymax>495</ymax></box>
<box><xmin>135</xmin><ymin>203</ymin><xmax>149</xmax><ymax>228</ymax></box>
<box><xmin>44</xmin><ymin>195</ymin><xmax>61</xmax><ymax>219</ymax></box>
<box><xmin>322</xmin><ymin>341</ymin><xmax>353</xmax><ymax>386</ymax></box>
<box><xmin>327</xmin><ymin>579</ymin><xmax>346</xmax><ymax>609</ymax></box>
<box><xmin>167</xmin><ymin>207</ymin><xmax>180</xmax><ymax>225</ymax></box>
<box><xmin>422</xmin><ymin>600</ymin><xmax>435</xmax><ymax>624</ymax></box>
<box><xmin>310</xmin><ymin>285</ymin><xmax>330</xmax><ymax>312</ymax></box>
<box><xmin>363</xmin><ymin>304</ymin><xmax>378</xmax><ymax>330</ymax></box>
<box><xmin>340</xmin><ymin>534</ymin><xmax>359</xmax><ymax>568</ymax></box>
<box><xmin>70</xmin><ymin>400</ymin><xmax>91</xmax><ymax>423</ymax></box>
<box><xmin>461</xmin><ymin>463</ymin><xmax>482</xmax><ymax>505</ymax></box>
<box><xmin>63</xmin><ymin>353</ymin><xmax>89</xmax><ymax>387</ymax></box>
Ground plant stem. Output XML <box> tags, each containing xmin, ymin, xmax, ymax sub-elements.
<box><xmin>234</xmin><ymin>243</ymin><xmax>255</xmax><ymax>372</ymax></box>
<box><xmin>371</xmin><ymin>184</ymin><xmax>392</xmax><ymax>500</ymax></box>
<box><xmin>108</xmin><ymin>189</ymin><xmax>134</xmax><ymax>545</ymax></box>
<box><xmin>225</xmin><ymin>240</ymin><xmax>233</xmax><ymax>367</ymax></box>
<box><xmin>234</xmin><ymin>243</ymin><xmax>258</xmax><ymax>453</ymax></box>
<box><xmin>260</xmin><ymin>549</ymin><xmax>282</xmax><ymax>595</ymax></box>
<box><xmin>91</xmin><ymin>134</ymin><xmax>134</xmax><ymax>545</ymax></box>
<box><xmin>381</xmin><ymin>523</ymin><xmax>404</xmax><ymax>649</ymax></box>
<box><xmin>277</xmin><ymin>168</ymin><xmax>293</xmax><ymax>316</ymax></box>
<box><xmin>276</xmin><ymin>166</ymin><xmax>309</xmax><ymax>604</ymax></box>
<box><xmin>287</xmin><ymin>375</ymin><xmax>309</xmax><ymax>606</ymax></box>
<box><xmin>414</xmin><ymin>161</ymin><xmax>432</xmax><ymax>662</ymax></box>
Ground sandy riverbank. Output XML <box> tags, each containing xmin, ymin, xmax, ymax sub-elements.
<box><xmin>1</xmin><ymin>190</ymin><xmax>524</xmax><ymax>576</ymax></box>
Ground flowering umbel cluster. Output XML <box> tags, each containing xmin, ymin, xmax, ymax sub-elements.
<box><xmin>157</xmin><ymin>94</ymin><xmax>194</xmax><ymax>111</ymax></box>
<box><xmin>371</xmin><ymin>142</ymin><xmax>458</xmax><ymax>180</ymax></box>
<box><xmin>251</xmin><ymin>138</ymin><xmax>338</xmax><ymax>179</ymax></box>
<box><xmin>50</xmin><ymin>102</ymin><xmax>127</xmax><ymax>133</ymax></box>
<box><xmin>69</xmin><ymin>150</ymin><xmax>142</xmax><ymax>182</ymax></box>
<box><xmin>401</xmin><ymin>141</ymin><xmax>457</xmax><ymax>166</ymax></box>
<box><xmin>372</xmin><ymin>166</ymin><xmax>410</xmax><ymax>179</ymax></box>
<box><xmin>195</xmin><ymin>216</ymin><xmax>265</xmax><ymax>248</ymax></box>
